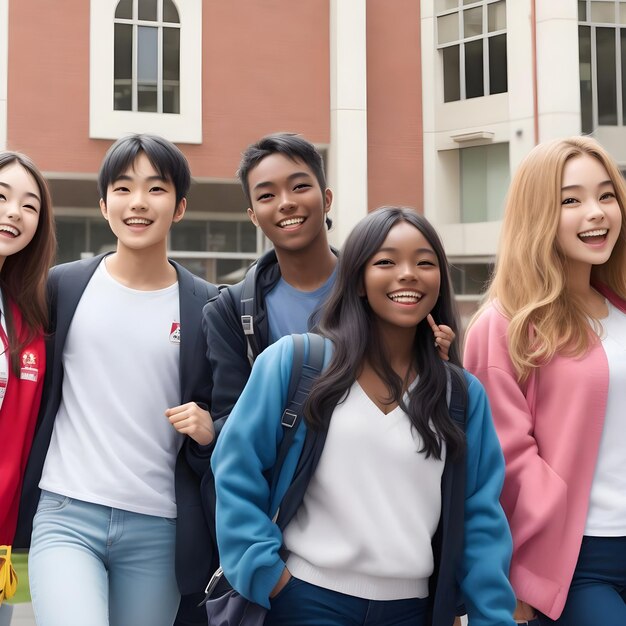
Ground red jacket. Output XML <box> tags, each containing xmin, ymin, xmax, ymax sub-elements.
<box><xmin>0</xmin><ymin>302</ymin><xmax>45</xmax><ymax>545</ymax></box>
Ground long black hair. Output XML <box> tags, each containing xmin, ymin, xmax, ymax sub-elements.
<box><xmin>306</xmin><ymin>206</ymin><xmax>464</xmax><ymax>460</ymax></box>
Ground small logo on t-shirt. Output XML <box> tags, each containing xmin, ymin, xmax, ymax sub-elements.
<box><xmin>20</xmin><ymin>351</ymin><xmax>38</xmax><ymax>382</ymax></box>
<box><xmin>169</xmin><ymin>322</ymin><xmax>181</xmax><ymax>344</ymax></box>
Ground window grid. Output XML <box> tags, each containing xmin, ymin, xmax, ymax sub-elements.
<box><xmin>579</xmin><ymin>0</ymin><xmax>626</xmax><ymax>131</ymax></box>
<box><xmin>436</xmin><ymin>0</ymin><xmax>507</xmax><ymax>102</ymax></box>
<box><xmin>114</xmin><ymin>0</ymin><xmax>180</xmax><ymax>114</ymax></box>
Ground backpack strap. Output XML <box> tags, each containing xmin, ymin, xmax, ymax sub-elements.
<box><xmin>446</xmin><ymin>363</ymin><xmax>467</xmax><ymax>429</ymax></box>
<box><xmin>271</xmin><ymin>333</ymin><xmax>326</xmax><ymax>509</ymax></box>
<box><xmin>240</xmin><ymin>263</ymin><xmax>259</xmax><ymax>366</ymax></box>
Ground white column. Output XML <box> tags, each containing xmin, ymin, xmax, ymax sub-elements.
<box><xmin>0</xmin><ymin>0</ymin><xmax>8</xmax><ymax>150</ymax></box>
<box><xmin>328</xmin><ymin>0</ymin><xmax>368</xmax><ymax>247</ymax></box>
<box><xmin>535</xmin><ymin>0</ymin><xmax>581</xmax><ymax>141</ymax></box>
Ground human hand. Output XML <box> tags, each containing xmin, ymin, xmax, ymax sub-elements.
<box><xmin>427</xmin><ymin>314</ymin><xmax>455</xmax><ymax>361</ymax></box>
<box><xmin>165</xmin><ymin>402</ymin><xmax>215</xmax><ymax>446</ymax></box>
<box><xmin>513</xmin><ymin>599</ymin><xmax>537</xmax><ymax>623</ymax></box>
<box><xmin>269</xmin><ymin>567</ymin><xmax>292</xmax><ymax>598</ymax></box>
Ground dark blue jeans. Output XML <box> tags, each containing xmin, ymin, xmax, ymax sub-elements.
<box><xmin>538</xmin><ymin>536</ymin><xmax>626</xmax><ymax>626</ymax></box>
<box><xmin>265</xmin><ymin>577</ymin><xmax>428</xmax><ymax>626</ymax></box>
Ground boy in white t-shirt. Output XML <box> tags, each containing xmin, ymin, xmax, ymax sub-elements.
<box><xmin>17</xmin><ymin>134</ymin><xmax>218</xmax><ymax>626</ymax></box>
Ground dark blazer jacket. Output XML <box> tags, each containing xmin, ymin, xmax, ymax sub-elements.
<box><xmin>15</xmin><ymin>254</ymin><xmax>219</xmax><ymax>595</ymax></box>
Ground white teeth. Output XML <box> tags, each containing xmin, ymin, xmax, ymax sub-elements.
<box><xmin>0</xmin><ymin>225</ymin><xmax>19</xmax><ymax>237</ymax></box>
<box><xmin>389</xmin><ymin>291</ymin><xmax>421</xmax><ymax>303</ymax></box>
<box><xmin>279</xmin><ymin>217</ymin><xmax>305</xmax><ymax>227</ymax></box>
<box><xmin>125</xmin><ymin>218</ymin><xmax>152</xmax><ymax>225</ymax></box>
<box><xmin>579</xmin><ymin>229</ymin><xmax>608</xmax><ymax>238</ymax></box>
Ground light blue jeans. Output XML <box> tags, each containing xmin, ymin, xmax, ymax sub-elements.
<box><xmin>29</xmin><ymin>491</ymin><xmax>180</xmax><ymax>626</ymax></box>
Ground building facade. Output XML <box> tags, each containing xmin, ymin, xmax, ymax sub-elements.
<box><xmin>0</xmin><ymin>0</ymin><xmax>425</xmax><ymax>284</ymax></box>
<box><xmin>1</xmin><ymin>0</ymin><xmax>619</xmax><ymax>306</ymax></box>
<box><xmin>423</xmin><ymin>0</ymin><xmax>626</xmax><ymax>322</ymax></box>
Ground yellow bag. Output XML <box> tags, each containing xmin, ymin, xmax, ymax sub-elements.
<box><xmin>0</xmin><ymin>545</ymin><xmax>18</xmax><ymax>605</ymax></box>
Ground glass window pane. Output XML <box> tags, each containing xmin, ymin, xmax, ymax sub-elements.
<box><xmin>465</xmin><ymin>39</ymin><xmax>484</xmax><ymax>98</ymax></box>
<box><xmin>114</xmin><ymin>24</ymin><xmax>132</xmax><ymax>79</ymax></box>
<box><xmin>217</xmin><ymin>259</ymin><xmax>250</xmax><ymax>285</ymax></box>
<box><xmin>579</xmin><ymin>1</ymin><xmax>587</xmax><ymax>22</ymax></box>
<box><xmin>488</xmin><ymin>1</ymin><xmax>506</xmax><ymax>32</ymax></box>
<box><xmin>207</xmin><ymin>221</ymin><xmax>239</xmax><ymax>252</ymax></box>
<box><xmin>115</xmin><ymin>0</ymin><xmax>133</xmax><ymax>19</ymax></box>
<box><xmin>164</xmin><ymin>27</ymin><xmax>180</xmax><ymax>113</ymax></box>
<box><xmin>591</xmin><ymin>1</ymin><xmax>616</xmax><ymax>23</ymax></box>
<box><xmin>138</xmin><ymin>0</ymin><xmax>157</xmax><ymax>21</ymax></box>
<box><xmin>463</xmin><ymin>6</ymin><xmax>483</xmax><ymax>37</ymax></box>
<box><xmin>163</xmin><ymin>27</ymin><xmax>180</xmax><ymax>80</ymax></box>
<box><xmin>443</xmin><ymin>45</ymin><xmax>461</xmax><ymax>102</ymax></box>
<box><xmin>438</xmin><ymin>13</ymin><xmax>459</xmax><ymax>44</ymax></box>
<box><xmin>435</xmin><ymin>0</ymin><xmax>458</xmax><ymax>12</ymax></box>
<box><xmin>579</xmin><ymin>26</ymin><xmax>593</xmax><ymax>133</ymax></box>
<box><xmin>621</xmin><ymin>4</ymin><xmax>626</xmax><ymax>24</ymax></box>
<box><xmin>114</xmin><ymin>23</ymin><xmax>132</xmax><ymax>111</ymax></box>
<box><xmin>56</xmin><ymin>219</ymin><xmax>86</xmax><ymax>264</ymax></box>
<box><xmin>461</xmin><ymin>143</ymin><xmax>509</xmax><ymax>223</ymax></box>
<box><xmin>170</xmin><ymin>221</ymin><xmax>206</xmax><ymax>251</ymax></box>
<box><xmin>488</xmin><ymin>33</ymin><xmax>507</xmax><ymax>94</ymax></box>
<box><xmin>163</xmin><ymin>0</ymin><xmax>180</xmax><ymax>23</ymax></box>
<box><xmin>463</xmin><ymin>0</ymin><xmax>478</xmax><ymax>5</ymax></box>
<box><xmin>90</xmin><ymin>221</ymin><xmax>117</xmax><ymax>256</ymax></box>
<box><xmin>596</xmin><ymin>27</ymin><xmax>618</xmax><ymax>124</ymax></box>
<box><xmin>138</xmin><ymin>86</ymin><xmax>158</xmax><ymax>112</ymax></box>
<box><xmin>137</xmin><ymin>25</ymin><xmax>158</xmax><ymax>82</ymax></box>
<box><xmin>239</xmin><ymin>221</ymin><xmax>257</xmax><ymax>253</ymax></box>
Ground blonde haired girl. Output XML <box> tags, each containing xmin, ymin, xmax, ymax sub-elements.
<box><xmin>465</xmin><ymin>136</ymin><xmax>626</xmax><ymax>625</ymax></box>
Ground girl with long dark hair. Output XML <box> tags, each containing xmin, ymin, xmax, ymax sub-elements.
<box><xmin>212</xmin><ymin>207</ymin><xmax>515</xmax><ymax>625</ymax></box>
<box><xmin>0</xmin><ymin>151</ymin><xmax>55</xmax><ymax>602</ymax></box>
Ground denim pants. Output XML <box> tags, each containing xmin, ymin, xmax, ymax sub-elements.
<box><xmin>265</xmin><ymin>576</ymin><xmax>428</xmax><ymax>626</ymax></box>
<box><xmin>29</xmin><ymin>491</ymin><xmax>181</xmax><ymax>626</ymax></box>
<box><xmin>538</xmin><ymin>535</ymin><xmax>626</xmax><ymax>626</ymax></box>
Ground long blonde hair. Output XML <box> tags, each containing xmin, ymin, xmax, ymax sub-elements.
<box><xmin>473</xmin><ymin>136</ymin><xmax>626</xmax><ymax>381</ymax></box>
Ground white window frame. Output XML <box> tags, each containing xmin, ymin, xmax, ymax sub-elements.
<box><xmin>90</xmin><ymin>0</ymin><xmax>202</xmax><ymax>143</ymax></box>
<box><xmin>436</xmin><ymin>0</ymin><xmax>507</xmax><ymax>101</ymax></box>
<box><xmin>579</xmin><ymin>0</ymin><xmax>626</xmax><ymax>129</ymax></box>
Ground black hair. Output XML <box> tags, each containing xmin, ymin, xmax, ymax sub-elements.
<box><xmin>237</xmin><ymin>132</ymin><xmax>332</xmax><ymax>229</ymax></box>
<box><xmin>0</xmin><ymin>151</ymin><xmax>56</xmax><ymax>374</ymax></box>
<box><xmin>98</xmin><ymin>134</ymin><xmax>190</xmax><ymax>205</ymax></box>
<box><xmin>306</xmin><ymin>206</ymin><xmax>464</xmax><ymax>460</ymax></box>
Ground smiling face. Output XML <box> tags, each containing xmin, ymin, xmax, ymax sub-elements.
<box><xmin>100</xmin><ymin>151</ymin><xmax>185</xmax><ymax>255</ymax></box>
<box><xmin>363</xmin><ymin>220</ymin><xmax>441</xmax><ymax>336</ymax></box>
<box><xmin>0</xmin><ymin>161</ymin><xmax>42</xmax><ymax>270</ymax></box>
<box><xmin>246</xmin><ymin>153</ymin><xmax>332</xmax><ymax>253</ymax></box>
<box><xmin>557</xmin><ymin>153</ymin><xmax>622</xmax><ymax>276</ymax></box>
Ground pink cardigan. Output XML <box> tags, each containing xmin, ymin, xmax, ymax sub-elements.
<box><xmin>463</xmin><ymin>286</ymin><xmax>626</xmax><ymax>620</ymax></box>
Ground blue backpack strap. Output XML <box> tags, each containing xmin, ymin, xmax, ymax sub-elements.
<box><xmin>240</xmin><ymin>263</ymin><xmax>258</xmax><ymax>366</ymax></box>
<box><xmin>271</xmin><ymin>333</ymin><xmax>326</xmax><ymax>513</ymax></box>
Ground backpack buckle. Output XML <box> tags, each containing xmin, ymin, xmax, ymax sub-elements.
<box><xmin>281</xmin><ymin>409</ymin><xmax>298</xmax><ymax>428</ymax></box>
<box><xmin>241</xmin><ymin>315</ymin><xmax>254</xmax><ymax>335</ymax></box>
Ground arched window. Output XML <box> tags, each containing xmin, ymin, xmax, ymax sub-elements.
<box><xmin>90</xmin><ymin>0</ymin><xmax>200</xmax><ymax>142</ymax></box>
<box><xmin>114</xmin><ymin>0</ymin><xmax>180</xmax><ymax>113</ymax></box>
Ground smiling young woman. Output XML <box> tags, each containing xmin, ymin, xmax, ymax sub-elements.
<box><xmin>211</xmin><ymin>206</ymin><xmax>517</xmax><ymax>626</ymax></box>
<box><xmin>0</xmin><ymin>151</ymin><xmax>55</xmax><ymax>605</ymax></box>
<box><xmin>465</xmin><ymin>136</ymin><xmax>626</xmax><ymax>625</ymax></box>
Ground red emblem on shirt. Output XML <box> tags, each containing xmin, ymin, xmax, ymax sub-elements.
<box><xmin>169</xmin><ymin>322</ymin><xmax>181</xmax><ymax>344</ymax></box>
<box><xmin>20</xmin><ymin>351</ymin><xmax>38</xmax><ymax>382</ymax></box>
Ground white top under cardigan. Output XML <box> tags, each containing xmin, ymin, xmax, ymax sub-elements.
<box><xmin>585</xmin><ymin>300</ymin><xmax>626</xmax><ymax>536</ymax></box>
<box><xmin>40</xmin><ymin>260</ymin><xmax>183</xmax><ymax>518</ymax></box>
<box><xmin>283</xmin><ymin>380</ymin><xmax>445</xmax><ymax>600</ymax></box>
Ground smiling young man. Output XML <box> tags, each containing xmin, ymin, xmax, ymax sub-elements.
<box><xmin>16</xmin><ymin>134</ymin><xmax>218</xmax><ymax>626</ymax></box>
<box><xmin>202</xmin><ymin>133</ymin><xmax>338</xmax><ymax>431</ymax></box>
